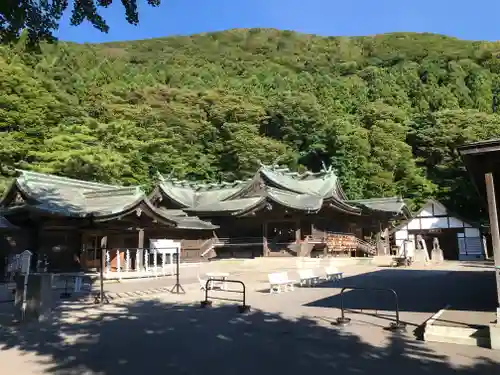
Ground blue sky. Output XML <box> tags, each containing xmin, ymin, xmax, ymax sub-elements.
<box><xmin>56</xmin><ymin>0</ymin><xmax>500</xmax><ymax>43</ymax></box>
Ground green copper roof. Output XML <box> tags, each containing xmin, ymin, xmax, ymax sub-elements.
<box><xmin>184</xmin><ymin>197</ymin><xmax>264</xmax><ymax>214</ymax></box>
<box><xmin>259</xmin><ymin>165</ymin><xmax>340</xmax><ymax>198</ymax></box>
<box><xmin>157</xmin><ymin>164</ymin><xmax>360</xmax><ymax>214</ymax></box>
<box><xmin>1</xmin><ymin>170</ymin><xmax>218</xmax><ymax>229</ymax></box>
<box><xmin>154</xmin><ymin>208</ymin><xmax>219</xmax><ymax>230</ymax></box>
<box><xmin>157</xmin><ymin>174</ymin><xmax>245</xmax><ymax>208</ymax></box>
<box><xmin>266</xmin><ymin>188</ymin><xmax>323</xmax><ymax>211</ymax></box>
<box><xmin>13</xmin><ymin>170</ymin><xmax>145</xmax><ymax>217</ymax></box>
<box><xmin>348</xmin><ymin>197</ymin><xmax>410</xmax><ymax>216</ymax></box>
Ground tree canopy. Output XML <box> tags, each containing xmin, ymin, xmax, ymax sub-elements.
<box><xmin>1</xmin><ymin>29</ymin><xmax>499</xmax><ymax>221</ymax></box>
<box><xmin>0</xmin><ymin>0</ymin><xmax>161</xmax><ymax>45</ymax></box>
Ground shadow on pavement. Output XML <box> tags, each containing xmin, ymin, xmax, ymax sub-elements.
<box><xmin>306</xmin><ymin>269</ymin><xmax>497</xmax><ymax>313</ymax></box>
<box><xmin>0</xmin><ymin>296</ymin><xmax>498</xmax><ymax>375</ymax></box>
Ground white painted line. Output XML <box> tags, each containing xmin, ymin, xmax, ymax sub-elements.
<box><xmin>426</xmin><ymin>304</ymin><xmax>451</xmax><ymax>327</ymax></box>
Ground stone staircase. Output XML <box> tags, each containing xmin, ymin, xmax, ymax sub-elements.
<box><xmin>424</xmin><ymin>322</ymin><xmax>491</xmax><ymax>348</ymax></box>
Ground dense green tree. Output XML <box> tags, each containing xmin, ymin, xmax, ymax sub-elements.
<box><xmin>1</xmin><ymin>29</ymin><xmax>500</xmax><ymax>221</ymax></box>
<box><xmin>0</xmin><ymin>0</ymin><xmax>161</xmax><ymax>46</ymax></box>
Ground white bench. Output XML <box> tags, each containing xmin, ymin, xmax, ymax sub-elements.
<box><xmin>324</xmin><ymin>266</ymin><xmax>343</xmax><ymax>281</ymax></box>
<box><xmin>268</xmin><ymin>272</ymin><xmax>296</xmax><ymax>294</ymax></box>
<box><xmin>297</xmin><ymin>269</ymin><xmax>320</xmax><ymax>286</ymax></box>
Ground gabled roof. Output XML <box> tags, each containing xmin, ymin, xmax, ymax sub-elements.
<box><xmin>0</xmin><ymin>170</ymin><xmax>217</xmax><ymax>230</ymax></box>
<box><xmin>259</xmin><ymin>165</ymin><xmax>341</xmax><ymax>198</ymax></box>
<box><xmin>389</xmin><ymin>199</ymin><xmax>480</xmax><ymax>234</ymax></box>
<box><xmin>183</xmin><ymin>189</ymin><xmax>332</xmax><ymax>217</ymax></box>
<box><xmin>347</xmin><ymin>197</ymin><xmax>411</xmax><ymax>217</ymax></box>
<box><xmin>156</xmin><ymin>164</ymin><xmax>363</xmax><ymax>216</ymax></box>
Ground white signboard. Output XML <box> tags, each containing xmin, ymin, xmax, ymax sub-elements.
<box><xmin>149</xmin><ymin>239</ymin><xmax>181</xmax><ymax>255</ymax></box>
<box><xmin>20</xmin><ymin>250</ymin><xmax>33</xmax><ymax>274</ymax></box>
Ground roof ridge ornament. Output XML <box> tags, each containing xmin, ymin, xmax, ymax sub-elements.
<box><xmin>166</xmin><ymin>167</ymin><xmax>178</xmax><ymax>181</ymax></box>
<box><xmin>84</xmin><ymin>186</ymin><xmax>143</xmax><ymax>198</ymax></box>
<box><xmin>156</xmin><ymin>171</ymin><xmax>165</xmax><ymax>182</ymax></box>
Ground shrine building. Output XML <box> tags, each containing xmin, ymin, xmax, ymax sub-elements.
<box><xmin>150</xmin><ymin>164</ymin><xmax>410</xmax><ymax>259</ymax></box>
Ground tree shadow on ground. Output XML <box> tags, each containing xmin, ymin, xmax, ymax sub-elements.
<box><xmin>0</xmin><ymin>297</ymin><xmax>498</xmax><ymax>375</ymax></box>
<box><xmin>306</xmin><ymin>268</ymin><xmax>497</xmax><ymax>314</ymax></box>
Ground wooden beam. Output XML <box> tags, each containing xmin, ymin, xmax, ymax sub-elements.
<box><xmin>484</xmin><ymin>173</ymin><xmax>500</xmax><ymax>320</ymax></box>
<box><xmin>262</xmin><ymin>221</ymin><xmax>268</xmax><ymax>257</ymax></box>
<box><xmin>137</xmin><ymin>229</ymin><xmax>145</xmax><ymax>270</ymax></box>
<box><xmin>295</xmin><ymin>219</ymin><xmax>301</xmax><ymax>242</ymax></box>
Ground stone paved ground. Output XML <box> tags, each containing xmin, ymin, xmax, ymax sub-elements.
<box><xmin>0</xmin><ymin>261</ymin><xmax>499</xmax><ymax>375</ymax></box>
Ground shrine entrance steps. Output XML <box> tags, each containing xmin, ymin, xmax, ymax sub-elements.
<box><xmin>423</xmin><ymin>307</ymin><xmax>496</xmax><ymax>349</ymax></box>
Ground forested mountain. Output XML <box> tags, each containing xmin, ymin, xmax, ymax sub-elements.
<box><xmin>1</xmin><ymin>29</ymin><xmax>500</xmax><ymax>221</ymax></box>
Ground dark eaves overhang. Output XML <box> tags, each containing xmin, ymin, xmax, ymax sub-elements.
<box><xmin>346</xmin><ymin>197</ymin><xmax>411</xmax><ymax>219</ymax></box>
<box><xmin>457</xmin><ymin>139</ymin><xmax>500</xmax><ymax>205</ymax></box>
<box><xmin>0</xmin><ymin>216</ymin><xmax>20</xmax><ymax>230</ymax></box>
<box><xmin>323</xmin><ymin>196</ymin><xmax>362</xmax><ymax>216</ymax></box>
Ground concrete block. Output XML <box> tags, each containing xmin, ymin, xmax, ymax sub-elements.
<box><xmin>490</xmin><ymin>324</ymin><xmax>500</xmax><ymax>350</ymax></box>
<box><xmin>424</xmin><ymin>324</ymin><xmax>490</xmax><ymax>348</ymax></box>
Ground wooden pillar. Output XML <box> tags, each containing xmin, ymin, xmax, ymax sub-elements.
<box><xmin>295</xmin><ymin>219</ymin><xmax>301</xmax><ymax>242</ymax></box>
<box><xmin>80</xmin><ymin>231</ymin><xmax>88</xmax><ymax>270</ymax></box>
<box><xmin>99</xmin><ymin>235</ymin><xmax>107</xmax><ymax>304</ymax></box>
<box><xmin>485</xmin><ymin>173</ymin><xmax>500</xmax><ymax>320</ymax></box>
<box><xmin>100</xmin><ymin>236</ymin><xmax>108</xmax><ymax>251</ymax></box>
<box><xmin>28</xmin><ymin>223</ymin><xmax>41</xmax><ymax>271</ymax></box>
<box><xmin>137</xmin><ymin>229</ymin><xmax>144</xmax><ymax>269</ymax></box>
<box><xmin>375</xmin><ymin>231</ymin><xmax>384</xmax><ymax>256</ymax></box>
<box><xmin>262</xmin><ymin>221</ymin><xmax>268</xmax><ymax>257</ymax></box>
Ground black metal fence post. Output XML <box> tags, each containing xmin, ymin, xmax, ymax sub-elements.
<box><xmin>170</xmin><ymin>246</ymin><xmax>185</xmax><ymax>294</ymax></box>
<box><xmin>336</xmin><ymin>287</ymin><xmax>351</xmax><ymax>326</ymax></box>
<box><xmin>200</xmin><ymin>279</ymin><xmax>250</xmax><ymax>313</ymax></box>
<box><xmin>332</xmin><ymin>286</ymin><xmax>406</xmax><ymax>332</ymax></box>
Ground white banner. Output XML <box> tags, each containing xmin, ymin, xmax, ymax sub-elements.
<box><xmin>149</xmin><ymin>239</ymin><xmax>181</xmax><ymax>255</ymax></box>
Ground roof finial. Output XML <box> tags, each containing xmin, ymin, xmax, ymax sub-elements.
<box><xmin>272</xmin><ymin>155</ymin><xmax>287</xmax><ymax>170</ymax></box>
<box><xmin>156</xmin><ymin>171</ymin><xmax>164</xmax><ymax>182</ymax></box>
<box><xmin>166</xmin><ymin>167</ymin><xmax>179</xmax><ymax>181</ymax></box>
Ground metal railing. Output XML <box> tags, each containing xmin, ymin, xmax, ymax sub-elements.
<box><xmin>333</xmin><ymin>286</ymin><xmax>406</xmax><ymax>332</ymax></box>
<box><xmin>214</xmin><ymin>237</ymin><xmax>264</xmax><ymax>246</ymax></box>
<box><xmin>213</xmin><ymin>233</ymin><xmax>376</xmax><ymax>255</ymax></box>
<box><xmin>200</xmin><ymin>279</ymin><xmax>250</xmax><ymax>313</ymax></box>
<box><xmin>355</xmin><ymin>238</ymin><xmax>377</xmax><ymax>255</ymax></box>
<box><xmin>200</xmin><ymin>238</ymin><xmax>220</xmax><ymax>257</ymax></box>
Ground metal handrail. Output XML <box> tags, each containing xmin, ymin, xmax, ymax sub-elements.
<box><xmin>200</xmin><ymin>279</ymin><xmax>250</xmax><ymax>313</ymax></box>
<box><xmin>355</xmin><ymin>238</ymin><xmax>377</xmax><ymax>254</ymax></box>
<box><xmin>212</xmin><ymin>233</ymin><xmax>376</xmax><ymax>254</ymax></box>
<box><xmin>333</xmin><ymin>286</ymin><xmax>406</xmax><ymax>332</ymax></box>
